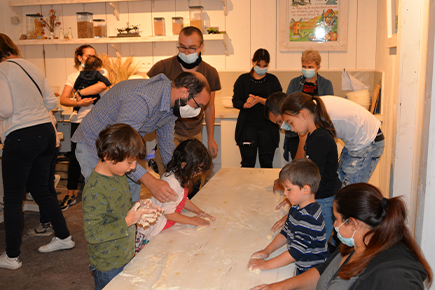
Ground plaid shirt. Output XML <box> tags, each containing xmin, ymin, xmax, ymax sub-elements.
<box><xmin>72</xmin><ymin>74</ymin><xmax>177</xmax><ymax>181</ymax></box>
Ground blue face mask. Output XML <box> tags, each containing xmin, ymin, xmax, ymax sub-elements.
<box><xmin>302</xmin><ymin>68</ymin><xmax>316</xmax><ymax>79</ymax></box>
<box><xmin>254</xmin><ymin>65</ymin><xmax>268</xmax><ymax>76</ymax></box>
<box><xmin>81</xmin><ymin>62</ymin><xmax>85</xmax><ymax>68</ymax></box>
<box><xmin>335</xmin><ymin>219</ymin><xmax>356</xmax><ymax>247</ymax></box>
<box><xmin>280</xmin><ymin>121</ymin><xmax>291</xmax><ymax>131</ymax></box>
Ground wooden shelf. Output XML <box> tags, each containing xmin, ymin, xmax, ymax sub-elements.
<box><xmin>15</xmin><ymin>34</ymin><xmax>229</xmax><ymax>55</ymax></box>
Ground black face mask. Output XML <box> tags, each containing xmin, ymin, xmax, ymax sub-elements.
<box><xmin>177</xmin><ymin>52</ymin><xmax>203</xmax><ymax>70</ymax></box>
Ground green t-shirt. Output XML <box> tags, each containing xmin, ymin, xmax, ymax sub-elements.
<box><xmin>82</xmin><ymin>170</ymin><xmax>135</xmax><ymax>271</ymax></box>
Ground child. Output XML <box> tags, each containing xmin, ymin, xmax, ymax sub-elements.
<box><xmin>248</xmin><ymin>159</ymin><xmax>329</xmax><ymax>275</ymax></box>
<box><xmin>82</xmin><ymin>123</ymin><xmax>163</xmax><ymax>290</ymax></box>
<box><xmin>70</xmin><ymin>55</ymin><xmax>111</xmax><ymax>121</ymax></box>
<box><xmin>279</xmin><ymin>92</ymin><xmax>342</xmax><ymax>242</ymax></box>
<box><xmin>286</xmin><ymin>49</ymin><xmax>334</xmax><ymax>97</ymax></box>
<box><xmin>136</xmin><ymin>139</ymin><xmax>215</xmax><ymax>252</ymax></box>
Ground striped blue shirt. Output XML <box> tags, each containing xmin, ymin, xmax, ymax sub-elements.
<box><xmin>72</xmin><ymin>74</ymin><xmax>177</xmax><ymax>181</ymax></box>
<box><xmin>280</xmin><ymin>202</ymin><xmax>330</xmax><ymax>273</ymax></box>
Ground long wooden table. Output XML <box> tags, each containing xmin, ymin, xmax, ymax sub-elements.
<box><xmin>105</xmin><ymin>167</ymin><xmax>294</xmax><ymax>289</ymax></box>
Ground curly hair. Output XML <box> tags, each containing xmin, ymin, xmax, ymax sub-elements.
<box><xmin>164</xmin><ymin>139</ymin><xmax>212</xmax><ymax>192</ymax></box>
<box><xmin>74</xmin><ymin>45</ymin><xmax>95</xmax><ymax>70</ymax></box>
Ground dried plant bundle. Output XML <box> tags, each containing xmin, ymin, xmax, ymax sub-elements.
<box><xmin>98</xmin><ymin>53</ymin><xmax>141</xmax><ymax>85</ymax></box>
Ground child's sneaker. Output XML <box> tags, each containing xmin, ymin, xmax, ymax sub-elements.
<box><xmin>59</xmin><ymin>195</ymin><xmax>76</xmax><ymax>211</ymax></box>
<box><xmin>38</xmin><ymin>236</ymin><xmax>75</xmax><ymax>253</ymax></box>
<box><xmin>69</xmin><ymin>111</ymin><xmax>78</xmax><ymax>122</ymax></box>
<box><xmin>0</xmin><ymin>252</ymin><xmax>22</xmax><ymax>270</ymax></box>
<box><xmin>27</xmin><ymin>222</ymin><xmax>54</xmax><ymax>237</ymax></box>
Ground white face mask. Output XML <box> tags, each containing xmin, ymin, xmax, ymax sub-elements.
<box><xmin>178</xmin><ymin>52</ymin><xmax>199</xmax><ymax>64</ymax></box>
<box><xmin>180</xmin><ymin>102</ymin><xmax>201</xmax><ymax>118</ymax></box>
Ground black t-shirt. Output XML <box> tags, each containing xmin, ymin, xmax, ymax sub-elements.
<box><xmin>305</xmin><ymin>127</ymin><xmax>342</xmax><ymax>199</ymax></box>
<box><xmin>303</xmin><ymin>81</ymin><xmax>318</xmax><ymax>96</ymax></box>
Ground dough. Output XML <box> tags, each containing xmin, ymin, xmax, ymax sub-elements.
<box><xmin>196</xmin><ymin>217</ymin><xmax>212</xmax><ymax>231</ymax></box>
<box><xmin>249</xmin><ymin>266</ymin><xmax>261</xmax><ymax>275</ymax></box>
<box><xmin>152</xmin><ymin>252</ymin><xmax>176</xmax><ymax>289</ymax></box>
<box><xmin>266</xmin><ymin>230</ymin><xmax>279</xmax><ymax>240</ymax></box>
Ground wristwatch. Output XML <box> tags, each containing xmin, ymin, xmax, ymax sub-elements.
<box><xmin>76</xmin><ymin>89</ymin><xmax>82</xmax><ymax>97</ymax></box>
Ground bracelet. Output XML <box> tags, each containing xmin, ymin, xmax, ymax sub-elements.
<box><xmin>76</xmin><ymin>90</ymin><xmax>82</xmax><ymax>97</ymax></box>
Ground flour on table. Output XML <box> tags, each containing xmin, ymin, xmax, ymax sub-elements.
<box><xmin>152</xmin><ymin>252</ymin><xmax>177</xmax><ymax>289</ymax></box>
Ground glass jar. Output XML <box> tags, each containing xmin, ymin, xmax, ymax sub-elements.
<box><xmin>93</xmin><ymin>19</ymin><xmax>106</xmax><ymax>38</ymax></box>
<box><xmin>26</xmin><ymin>14</ymin><xmax>43</xmax><ymax>39</ymax></box>
<box><xmin>189</xmin><ymin>6</ymin><xmax>203</xmax><ymax>32</ymax></box>
<box><xmin>76</xmin><ymin>12</ymin><xmax>94</xmax><ymax>38</ymax></box>
<box><xmin>154</xmin><ymin>17</ymin><xmax>165</xmax><ymax>36</ymax></box>
<box><xmin>172</xmin><ymin>17</ymin><xmax>184</xmax><ymax>35</ymax></box>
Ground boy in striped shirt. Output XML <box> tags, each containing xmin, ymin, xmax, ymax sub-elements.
<box><xmin>248</xmin><ymin>159</ymin><xmax>330</xmax><ymax>275</ymax></box>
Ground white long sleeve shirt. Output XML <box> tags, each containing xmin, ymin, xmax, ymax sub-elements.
<box><xmin>0</xmin><ymin>58</ymin><xmax>56</xmax><ymax>142</ymax></box>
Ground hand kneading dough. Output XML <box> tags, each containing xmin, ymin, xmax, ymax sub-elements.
<box><xmin>249</xmin><ymin>266</ymin><xmax>261</xmax><ymax>274</ymax></box>
<box><xmin>196</xmin><ymin>217</ymin><xmax>212</xmax><ymax>231</ymax></box>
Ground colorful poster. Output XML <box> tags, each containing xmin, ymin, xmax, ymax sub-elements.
<box><xmin>288</xmin><ymin>0</ymin><xmax>339</xmax><ymax>43</ymax></box>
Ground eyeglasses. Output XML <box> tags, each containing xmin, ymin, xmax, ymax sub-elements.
<box><xmin>177</xmin><ymin>45</ymin><xmax>201</xmax><ymax>54</ymax></box>
<box><xmin>190</xmin><ymin>94</ymin><xmax>201</xmax><ymax>108</ymax></box>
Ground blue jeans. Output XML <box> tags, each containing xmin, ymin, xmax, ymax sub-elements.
<box><xmin>316</xmin><ymin>196</ymin><xmax>335</xmax><ymax>243</ymax></box>
<box><xmin>75</xmin><ymin>142</ymin><xmax>141</xmax><ymax>201</ymax></box>
<box><xmin>338</xmin><ymin>139</ymin><xmax>385</xmax><ymax>186</ymax></box>
<box><xmin>90</xmin><ymin>264</ymin><xmax>126</xmax><ymax>290</ymax></box>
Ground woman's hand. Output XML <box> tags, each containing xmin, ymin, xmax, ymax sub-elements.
<box><xmin>271</xmin><ymin>216</ymin><xmax>286</xmax><ymax>233</ymax></box>
<box><xmin>244</xmin><ymin>94</ymin><xmax>259</xmax><ymax>109</ymax></box>
<box><xmin>76</xmin><ymin>96</ymin><xmax>97</xmax><ymax>107</ymax></box>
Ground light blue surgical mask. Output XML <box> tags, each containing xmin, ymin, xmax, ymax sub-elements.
<box><xmin>178</xmin><ymin>52</ymin><xmax>199</xmax><ymax>64</ymax></box>
<box><xmin>81</xmin><ymin>62</ymin><xmax>85</xmax><ymax>68</ymax></box>
<box><xmin>280</xmin><ymin>122</ymin><xmax>291</xmax><ymax>131</ymax></box>
<box><xmin>302</xmin><ymin>68</ymin><xmax>316</xmax><ymax>79</ymax></box>
<box><xmin>335</xmin><ymin>219</ymin><xmax>356</xmax><ymax>247</ymax></box>
<box><xmin>253</xmin><ymin>65</ymin><xmax>268</xmax><ymax>76</ymax></box>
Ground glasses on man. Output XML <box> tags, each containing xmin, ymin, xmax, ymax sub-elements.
<box><xmin>189</xmin><ymin>94</ymin><xmax>201</xmax><ymax>108</ymax></box>
<box><xmin>177</xmin><ymin>45</ymin><xmax>200</xmax><ymax>54</ymax></box>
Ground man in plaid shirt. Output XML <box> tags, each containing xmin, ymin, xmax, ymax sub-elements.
<box><xmin>72</xmin><ymin>72</ymin><xmax>211</xmax><ymax>202</ymax></box>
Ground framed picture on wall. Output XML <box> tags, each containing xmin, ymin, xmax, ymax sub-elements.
<box><xmin>278</xmin><ymin>0</ymin><xmax>349</xmax><ymax>51</ymax></box>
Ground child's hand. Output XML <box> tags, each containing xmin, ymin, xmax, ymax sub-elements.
<box><xmin>275</xmin><ymin>198</ymin><xmax>290</xmax><ymax>210</ymax></box>
<box><xmin>125</xmin><ymin>200</ymin><xmax>163</xmax><ymax>227</ymax></box>
<box><xmin>271</xmin><ymin>216</ymin><xmax>286</xmax><ymax>233</ymax></box>
<box><xmin>198</xmin><ymin>212</ymin><xmax>215</xmax><ymax>221</ymax></box>
<box><xmin>250</xmin><ymin>250</ymin><xmax>269</xmax><ymax>260</ymax></box>
<box><xmin>273</xmin><ymin>178</ymin><xmax>284</xmax><ymax>194</ymax></box>
<box><xmin>191</xmin><ymin>216</ymin><xmax>211</xmax><ymax>226</ymax></box>
<box><xmin>248</xmin><ymin>256</ymin><xmax>267</xmax><ymax>272</ymax></box>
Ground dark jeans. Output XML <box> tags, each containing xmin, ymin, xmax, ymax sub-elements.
<box><xmin>2</xmin><ymin>123</ymin><xmax>70</xmax><ymax>257</ymax></box>
<box><xmin>90</xmin><ymin>264</ymin><xmax>126</xmax><ymax>290</ymax></box>
<box><xmin>39</xmin><ymin>147</ymin><xmax>60</xmax><ymax>224</ymax></box>
<box><xmin>67</xmin><ymin>122</ymin><xmax>81</xmax><ymax>190</ymax></box>
<box><xmin>238</xmin><ymin>124</ymin><xmax>276</xmax><ymax>168</ymax></box>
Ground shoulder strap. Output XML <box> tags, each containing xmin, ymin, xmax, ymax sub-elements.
<box><xmin>7</xmin><ymin>60</ymin><xmax>43</xmax><ymax>97</ymax></box>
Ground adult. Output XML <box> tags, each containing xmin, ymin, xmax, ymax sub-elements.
<box><xmin>232</xmin><ymin>48</ymin><xmax>282</xmax><ymax>168</ymax></box>
<box><xmin>0</xmin><ymin>33</ymin><xmax>75</xmax><ymax>270</ymax></box>
<box><xmin>59</xmin><ymin>44</ymin><xmax>108</xmax><ymax>211</ymax></box>
<box><xmin>267</xmin><ymin>94</ymin><xmax>385</xmax><ymax>186</ymax></box>
<box><xmin>285</xmin><ymin>49</ymin><xmax>334</xmax><ymax>160</ymax></box>
<box><xmin>252</xmin><ymin>183</ymin><xmax>432</xmax><ymax>290</ymax></box>
<box><xmin>72</xmin><ymin>72</ymin><xmax>211</xmax><ymax>203</ymax></box>
<box><xmin>147</xmin><ymin>26</ymin><xmax>221</xmax><ymax>173</ymax></box>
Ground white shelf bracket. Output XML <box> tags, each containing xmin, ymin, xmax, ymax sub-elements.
<box><xmin>222</xmin><ymin>34</ymin><xmax>228</xmax><ymax>56</ymax></box>
<box><xmin>109</xmin><ymin>2</ymin><xmax>120</xmax><ymax>21</ymax></box>
<box><xmin>9</xmin><ymin>4</ymin><xmax>23</xmax><ymax>23</ymax></box>
<box><xmin>221</xmin><ymin>0</ymin><xmax>228</xmax><ymax>16</ymax></box>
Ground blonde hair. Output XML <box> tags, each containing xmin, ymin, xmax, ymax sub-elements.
<box><xmin>301</xmin><ymin>49</ymin><xmax>321</xmax><ymax>66</ymax></box>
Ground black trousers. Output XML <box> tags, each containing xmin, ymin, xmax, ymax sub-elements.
<box><xmin>2</xmin><ymin>123</ymin><xmax>70</xmax><ymax>257</ymax></box>
<box><xmin>38</xmin><ymin>147</ymin><xmax>60</xmax><ymax>224</ymax></box>
<box><xmin>67</xmin><ymin>122</ymin><xmax>81</xmax><ymax>190</ymax></box>
<box><xmin>238</xmin><ymin>124</ymin><xmax>276</xmax><ymax>168</ymax></box>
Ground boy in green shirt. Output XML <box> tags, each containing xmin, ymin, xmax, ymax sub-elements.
<box><xmin>82</xmin><ymin>123</ymin><xmax>163</xmax><ymax>290</ymax></box>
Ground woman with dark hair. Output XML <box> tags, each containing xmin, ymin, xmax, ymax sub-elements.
<box><xmin>252</xmin><ymin>183</ymin><xmax>432</xmax><ymax>290</ymax></box>
<box><xmin>57</xmin><ymin>44</ymin><xmax>108</xmax><ymax>212</ymax></box>
<box><xmin>0</xmin><ymin>33</ymin><xmax>75</xmax><ymax>269</ymax></box>
<box><xmin>232</xmin><ymin>48</ymin><xmax>282</xmax><ymax>168</ymax></box>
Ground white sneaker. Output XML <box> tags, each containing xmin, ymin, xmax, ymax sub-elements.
<box><xmin>38</xmin><ymin>236</ymin><xmax>75</xmax><ymax>253</ymax></box>
<box><xmin>69</xmin><ymin>111</ymin><xmax>78</xmax><ymax>122</ymax></box>
<box><xmin>0</xmin><ymin>252</ymin><xmax>22</xmax><ymax>270</ymax></box>
<box><xmin>54</xmin><ymin>174</ymin><xmax>61</xmax><ymax>189</ymax></box>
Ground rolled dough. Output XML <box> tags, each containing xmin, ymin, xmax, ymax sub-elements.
<box><xmin>196</xmin><ymin>217</ymin><xmax>212</xmax><ymax>231</ymax></box>
<box><xmin>151</xmin><ymin>252</ymin><xmax>176</xmax><ymax>289</ymax></box>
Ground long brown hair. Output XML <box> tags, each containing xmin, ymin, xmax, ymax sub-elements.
<box><xmin>280</xmin><ymin>92</ymin><xmax>336</xmax><ymax>137</ymax></box>
<box><xmin>335</xmin><ymin>183</ymin><xmax>432</xmax><ymax>286</ymax></box>
<box><xmin>0</xmin><ymin>33</ymin><xmax>21</xmax><ymax>60</ymax></box>
<box><xmin>73</xmin><ymin>44</ymin><xmax>95</xmax><ymax>70</ymax></box>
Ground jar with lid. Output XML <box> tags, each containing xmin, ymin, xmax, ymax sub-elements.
<box><xmin>172</xmin><ymin>17</ymin><xmax>184</xmax><ymax>35</ymax></box>
<box><xmin>76</xmin><ymin>12</ymin><xmax>94</xmax><ymax>38</ymax></box>
<box><xmin>154</xmin><ymin>17</ymin><xmax>165</xmax><ymax>36</ymax></box>
<box><xmin>189</xmin><ymin>6</ymin><xmax>203</xmax><ymax>32</ymax></box>
<box><xmin>26</xmin><ymin>14</ymin><xmax>43</xmax><ymax>39</ymax></box>
<box><xmin>93</xmin><ymin>19</ymin><xmax>106</xmax><ymax>38</ymax></box>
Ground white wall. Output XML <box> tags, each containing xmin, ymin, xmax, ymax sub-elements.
<box><xmin>0</xmin><ymin>0</ymin><xmax>378</xmax><ymax>88</ymax></box>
